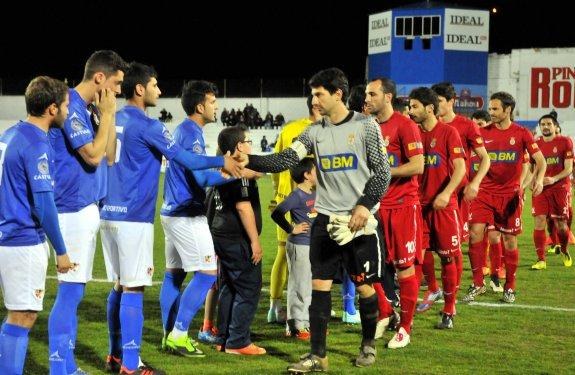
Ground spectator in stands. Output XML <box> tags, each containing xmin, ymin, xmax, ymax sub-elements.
<box><xmin>274</xmin><ymin>113</ymin><xmax>285</xmax><ymax>128</ymax></box>
<box><xmin>348</xmin><ymin>84</ymin><xmax>368</xmax><ymax>114</ymax></box>
<box><xmin>263</xmin><ymin>112</ymin><xmax>274</xmax><ymax>129</ymax></box>
<box><xmin>261</xmin><ymin>135</ymin><xmax>269</xmax><ymax>152</ymax></box>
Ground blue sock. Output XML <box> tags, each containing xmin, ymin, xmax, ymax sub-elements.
<box><xmin>159</xmin><ymin>271</ymin><xmax>185</xmax><ymax>334</ymax></box>
<box><xmin>106</xmin><ymin>288</ymin><xmax>122</xmax><ymax>358</ymax></box>
<box><xmin>120</xmin><ymin>293</ymin><xmax>144</xmax><ymax>371</ymax></box>
<box><xmin>342</xmin><ymin>275</ymin><xmax>357</xmax><ymax>315</ymax></box>
<box><xmin>0</xmin><ymin>322</ymin><xmax>30</xmax><ymax>375</ymax></box>
<box><xmin>174</xmin><ymin>273</ymin><xmax>216</xmax><ymax>333</ymax></box>
<box><xmin>65</xmin><ymin>313</ymin><xmax>77</xmax><ymax>375</ymax></box>
<box><xmin>48</xmin><ymin>283</ymin><xmax>84</xmax><ymax>375</ymax></box>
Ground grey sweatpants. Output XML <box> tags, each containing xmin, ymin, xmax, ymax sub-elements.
<box><xmin>286</xmin><ymin>241</ymin><xmax>312</xmax><ymax>331</ymax></box>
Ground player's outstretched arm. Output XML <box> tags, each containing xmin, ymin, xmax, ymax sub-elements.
<box><xmin>247</xmin><ymin>129</ymin><xmax>313</xmax><ymax>173</ymax></box>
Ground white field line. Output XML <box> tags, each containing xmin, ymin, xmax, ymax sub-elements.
<box><xmin>47</xmin><ymin>276</ymin><xmax>574</xmax><ymax>313</ymax></box>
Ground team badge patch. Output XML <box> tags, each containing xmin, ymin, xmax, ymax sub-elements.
<box><xmin>510</xmin><ymin>137</ymin><xmax>515</xmax><ymax>145</ymax></box>
<box><xmin>147</xmin><ymin>266</ymin><xmax>155</xmax><ymax>277</ymax></box>
<box><xmin>430</xmin><ymin>138</ymin><xmax>436</xmax><ymax>148</ymax></box>
<box><xmin>383</xmin><ymin>136</ymin><xmax>390</xmax><ymax>147</ymax></box>
<box><xmin>348</xmin><ymin>134</ymin><xmax>355</xmax><ymax>145</ymax></box>
<box><xmin>162</xmin><ymin>128</ymin><xmax>174</xmax><ymax>143</ymax></box>
<box><xmin>553</xmin><ymin>146</ymin><xmax>557</xmax><ymax>153</ymax></box>
<box><xmin>37</xmin><ymin>159</ymin><xmax>49</xmax><ymax>175</ymax></box>
<box><xmin>476</xmin><ymin>137</ymin><xmax>483</xmax><ymax>144</ymax></box>
<box><xmin>192</xmin><ymin>143</ymin><xmax>203</xmax><ymax>154</ymax></box>
<box><xmin>34</xmin><ymin>289</ymin><xmax>45</xmax><ymax>300</ymax></box>
<box><xmin>204</xmin><ymin>255</ymin><xmax>212</xmax><ymax>263</ymax></box>
<box><xmin>71</xmin><ymin>118</ymin><xmax>84</xmax><ymax>132</ymax></box>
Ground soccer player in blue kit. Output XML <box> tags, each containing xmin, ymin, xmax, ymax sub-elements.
<box><xmin>47</xmin><ymin>50</ymin><xmax>127</xmax><ymax>375</ymax></box>
<box><xmin>99</xmin><ymin>63</ymin><xmax>244</xmax><ymax>375</ymax></box>
<box><xmin>159</xmin><ymin>80</ymin><xmax>241</xmax><ymax>356</ymax></box>
<box><xmin>0</xmin><ymin>76</ymin><xmax>75</xmax><ymax>375</ymax></box>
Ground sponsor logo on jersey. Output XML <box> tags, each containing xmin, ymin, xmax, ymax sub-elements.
<box><xmin>424</xmin><ymin>152</ymin><xmax>441</xmax><ymax>168</ymax></box>
<box><xmin>487</xmin><ymin>150</ymin><xmax>518</xmax><ymax>163</ymax></box>
<box><xmin>545</xmin><ymin>156</ymin><xmax>560</xmax><ymax>165</ymax></box>
<box><xmin>101</xmin><ymin>205</ymin><xmax>128</xmax><ymax>213</ymax></box>
<box><xmin>319</xmin><ymin>153</ymin><xmax>358</xmax><ymax>171</ymax></box>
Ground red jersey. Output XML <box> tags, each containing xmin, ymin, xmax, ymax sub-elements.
<box><xmin>534</xmin><ymin>135</ymin><xmax>573</xmax><ymax>192</ymax></box>
<box><xmin>480</xmin><ymin>123</ymin><xmax>540</xmax><ymax>194</ymax></box>
<box><xmin>379</xmin><ymin>112</ymin><xmax>423</xmax><ymax>208</ymax></box>
<box><xmin>418</xmin><ymin>122</ymin><xmax>465</xmax><ymax>206</ymax></box>
<box><xmin>445</xmin><ymin>114</ymin><xmax>483</xmax><ymax>184</ymax></box>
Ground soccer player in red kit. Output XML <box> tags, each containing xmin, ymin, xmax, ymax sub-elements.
<box><xmin>464</xmin><ymin>92</ymin><xmax>546</xmax><ymax>304</ymax></box>
<box><xmin>531</xmin><ymin>113</ymin><xmax>573</xmax><ymax>269</ymax></box>
<box><xmin>409</xmin><ymin>87</ymin><xmax>466</xmax><ymax>329</ymax></box>
<box><xmin>415</xmin><ymin>83</ymin><xmax>490</xmax><ymax>313</ymax></box>
<box><xmin>364</xmin><ymin>78</ymin><xmax>424</xmax><ymax>348</ymax></box>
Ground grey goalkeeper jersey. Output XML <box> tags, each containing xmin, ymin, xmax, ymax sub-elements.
<box><xmin>248</xmin><ymin>111</ymin><xmax>390</xmax><ymax>216</ymax></box>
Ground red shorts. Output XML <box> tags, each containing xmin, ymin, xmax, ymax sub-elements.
<box><xmin>532</xmin><ymin>188</ymin><xmax>571</xmax><ymax>219</ymax></box>
<box><xmin>379</xmin><ymin>204</ymin><xmax>423</xmax><ymax>268</ymax></box>
<box><xmin>421</xmin><ymin>205</ymin><xmax>462</xmax><ymax>257</ymax></box>
<box><xmin>470</xmin><ymin>190</ymin><xmax>523</xmax><ymax>235</ymax></box>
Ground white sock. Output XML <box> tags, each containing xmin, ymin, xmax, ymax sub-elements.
<box><xmin>171</xmin><ymin>327</ymin><xmax>187</xmax><ymax>339</ymax></box>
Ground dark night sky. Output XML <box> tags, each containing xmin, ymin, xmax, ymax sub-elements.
<box><xmin>1</xmin><ymin>0</ymin><xmax>572</xmax><ymax>94</ymax></box>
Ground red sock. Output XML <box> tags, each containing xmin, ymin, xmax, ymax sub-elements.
<box><xmin>441</xmin><ymin>260</ymin><xmax>457</xmax><ymax>315</ymax></box>
<box><xmin>469</xmin><ymin>241</ymin><xmax>486</xmax><ymax>287</ymax></box>
<box><xmin>374</xmin><ymin>282</ymin><xmax>393</xmax><ymax>320</ymax></box>
<box><xmin>489</xmin><ymin>241</ymin><xmax>502</xmax><ymax>276</ymax></box>
<box><xmin>423</xmin><ymin>251</ymin><xmax>438</xmax><ymax>292</ymax></box>
<box><xmin>558</xmin><ymin>228</ymin><xmax>569</xmax><ymax>254</ymax></box>
<box><xmin>454</xmin><ymin>252</ymin><xmax>463</xmax><ymax>291</ymax></box>
<box><xmin>504</xmin><ymin>249</ymin><xmax>519</xmax><ymax>290</ymax></box>
<box><xmin>533</xmin><ymin>229</ymin><xmax>546</xmax><ymax>261</ymax></box>
<box><xmin>398</xmin><ymin>274</ymin><xmax>418</xmax><ymax>334</ymax></box>
<box><xmin>415</xmin><ymin>263</ymin><xmax>423</xmax><ymax>283</ymax></box>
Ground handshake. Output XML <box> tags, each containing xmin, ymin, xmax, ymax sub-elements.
<box><xmin>326</xmin><ymin>214</ymin><xmax>378</xmax><ymax>246</ymax></box>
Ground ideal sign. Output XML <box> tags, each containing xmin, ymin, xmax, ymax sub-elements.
<box><xmin>368</xmin><ymin>11</ymin><xmax>392</xmax><ymax>54</ymax></box>
<box><xmin>444</xmin><ymin>8</ymin><xmax>489</xmax><ymax>52</ymax></box>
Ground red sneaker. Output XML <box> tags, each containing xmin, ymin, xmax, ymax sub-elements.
<box><xmin>225</xmin><ymin>343</ymin><xmax>266</xmax><ymax>355</ymax></box>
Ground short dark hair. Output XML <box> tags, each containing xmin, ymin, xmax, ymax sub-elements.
<box><xmin>25</xmin><ymin>76</ymin><xmax>68</xmax><ymax>117</ymax></box>
<box><xmin>347</xmin><ymin>84</ymin><xmax>366</xmax><ymax>113</ymax></box>
<box><xmin>290</xmin><ymin>157</ymin><xmax>315</xmax><ymax>184</ymax></box>
<box><xmin>392</xmin><ymin>97</ymin><xmax>408</xmax><ymax>112</ymax></box>
<box><xmin>471</xmin><ymin>110</ymin><xmax>491</xmax><ymax>122</ymax></box>
<box><xmin>181</xmin><ymin>80</ymin><xmax>219</xmax><ymax>116</ymax></box>
<box><xmin>308</xmin><ymin>67</ymin><xmax>349</xmax><ymax>102</ymax></box>
<box><xmin>83</xmin><ymin>50</ymin><xmax>127</xmax><ymax>81</ymax></box>
<box><xmin>409</xmin><ymin>87</ymin><xmax>439</xmax><ymax>116</ymax></box>
<box><xmin>539</xmin><ymin>113</ymin><xmax>559</xmax><ymax>125</ymax></box>
<box><xmin>490</xmin><ymin>91</ymin><xmax>516</xmax><ymax>113</ymax></box>
<box><xmin>370</xmin><ymin>77</ymin><xmax>397</xmax><ymax>98</ymax></box>
<box><xmin>218</xmin><ymin>125</ymin><xmax>248</xmax><ymax>155</ymax></box>
<box><xmin>431</xmin><ymin>82</ymin><xmax>456</xmax><ymax>101</ymax></box>
<box><xmin>122</xmin><ymin>62</ymin><xmax>158</xmax><ymax>100</ymax></box>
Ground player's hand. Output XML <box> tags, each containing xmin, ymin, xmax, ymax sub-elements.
<box><xmin>94</xmin><ymin>88</ymin><xmax>117</xmax><ymax>117</ymax></box>
<box><xmin>222</xmin><ymin>151</ymin><xmax>244</xmax><ymax>178</ymax></box>
<box><xmin>268</xmin><ymin>199</ymin><xmax>277</xmax><ymax>212</ymax></box>
<box><xmin>349</xmin><ymin>205</ymin><xmax>370</xmax><ymax>232</ymax></box>
<box><xmin>240</xmin><ymin>168</ymin><xmax>263</xmax><ymax>180</ymax></box>
<box><xmin>56</xmin><ymin>254</ymin><xmax>77</xmax><ymax>274</ymax></box>
<box><xmin>543</xmin><ymin>176</ymin><xmax>556</xmax><ymax>186</ymax></box>
<box><xmin>463</xmin><ymin>182</ymin><xmax>479</xmax><ymax>202</ymax></box>
<box><xmin>531</xmin><ymin>178</ymin><xmax>544</xmax><ymax>196</ymax></box>
<box><xmin>433</xmin><ymin>191</ymin><xmax>450</xmax><ymax>210</ymax></box>
<box><xmin>251</xmin><ymin>241</ymin><xmax>263</xmax><ymax>265</ymax></box>
<box><xmin>292</xmin><ymin>222</ymin><xmax>310</xmax><ymax>235</ymax></box>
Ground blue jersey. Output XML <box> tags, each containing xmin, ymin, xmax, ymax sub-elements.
<box><xmin>101</xmin><ymin>105</ymin><xmax>180</xmax><ymax>223</ymax></box>
<box><xmin>161</xmin><ymin>119</ymin><xmax>219</xmax><ymax>217</ymax></box>
<box><xmin>49</xmin><ymin>89</ymin><xmax>107</xmax><ymax>213</ymax></box>
<box><xmin>0</xmin><ymin>122</ymin><xmax>54</xmax><ymax>246</ymax></box>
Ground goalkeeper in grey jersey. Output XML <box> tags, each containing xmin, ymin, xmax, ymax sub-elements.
<box><xmin>247</xmin><ymin>68</ymin><xmax>390</xmax><ymax>372</ymax></box>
